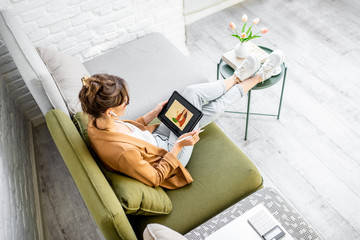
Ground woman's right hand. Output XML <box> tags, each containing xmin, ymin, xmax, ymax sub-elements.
<box><xmin>170</xmin><ymin>129</ymin><xmax>201</xmax><ymax>158</ymax></box>
<box><xmin>176</xmin><ymin>129</ymin><xmax>201</xmax><ymax>147</ymax></box>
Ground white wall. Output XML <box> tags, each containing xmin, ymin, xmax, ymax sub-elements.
<box><xmin>183</xmin><ymin>0</ymin><xmax>243</xmax><ymax>24</ymax></box>
<box><xmin>3</xmin><ymin>0</ymin><xmax>187</xmax><ymax>62</ymax></box>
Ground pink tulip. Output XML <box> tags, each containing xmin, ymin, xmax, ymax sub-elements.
<box><xmin>240</xmin><ymin>32</ymin><xmax>246</xmax><ymax>38</ymax></box>
<box><xmin>229</xmin><ymin>22</ymin><xmax>236</xmax><ymax>30</ymax></box>
<box><xmin>260</xmin><ymin>27</ymin><xmax>269</xmax><ymax>34</ymax></box>
<box><xmin>253</xmin><ymin>18</ymin><xmax>260</xmax><ymax>25</ymax></box>
<box><xmin>242</xmin><ymin>14</ymin><xmax>248</xmax><ymax>22</ymax></box>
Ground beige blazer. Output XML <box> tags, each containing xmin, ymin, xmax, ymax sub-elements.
<box><xmin>87</xmin><ymin>116</ymin><xmax>193</xmax><ymax>189</ymax></box>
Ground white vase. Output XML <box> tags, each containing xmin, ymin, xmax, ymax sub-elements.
<box><xmin>234</xmin><ymin>41</ymin><xmax>251</xmax><ymax>58</ymax></box>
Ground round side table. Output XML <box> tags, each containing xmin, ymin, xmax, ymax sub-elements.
<box><xmin>217</xmin><ymin>46</ymin><xmax>288</xmax><ymax>140</ymax></box>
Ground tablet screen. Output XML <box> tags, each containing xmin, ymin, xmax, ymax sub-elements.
<box><xmin>158</xmin><ymin>91</ymin><xmax>203</xmax><ymax>137</ymax></box>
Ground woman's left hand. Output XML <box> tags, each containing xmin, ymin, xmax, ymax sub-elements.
<box><xmin>153</xmin><ymin>100</ymin><xmax>168</xmax><ymax>116</ymax></box>
<box><xmin>143</xmin><ymin>100</ymin><xmax>168</xmax><ymax>125</ymax></box>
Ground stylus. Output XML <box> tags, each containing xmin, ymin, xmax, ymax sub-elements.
<box><xmin>176</xmin><ymin>129</ymin><xmax>205</xmax><ymax>143</ymax></box>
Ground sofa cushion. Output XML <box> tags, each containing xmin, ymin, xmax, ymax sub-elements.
<box><xmin>83</xmin><ymin>32</ymin><xmax>209</xmax><ymax>121</ymax></box>
<box><xmin>106</xmin><ymin>172</ymin><xmax>173</xmax><ymax>215</ymax></box>
<box><xmin>72</xmin><ymin>112</ymin><xmax>90</xmax><ymax>147</ymax></box>
<box><xmin>129</xmin><ymin>122</ymin><xmax>263</xmax><ymax>237</ymax></box>
<box><xmin>37</xmin><ymin>47</ymin><xmax>88</xmax><ymax>115</ymax></box>
<box><xmin>72</xmin><ymin>112</ymin><xmax>173</xmax><ymax>215</ymax></box>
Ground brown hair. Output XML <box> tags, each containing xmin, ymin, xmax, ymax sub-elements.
<box><xmin>78</xmin><ymin>74</ymin><xmax>129</xmax><ymax>119</ymax></box>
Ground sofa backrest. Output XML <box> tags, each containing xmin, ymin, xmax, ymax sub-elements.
<box><xmin>83</xmin><ymin>32</ymin><xmax>209</xmax><ymax>121</ymax></box>
<box><xmin>46</xmin><ymin>109</ymin><xmax>137</xmax><ymax>240</ymax></box>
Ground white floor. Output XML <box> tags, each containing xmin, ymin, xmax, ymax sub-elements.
<box><xmin>186</xmin><ymin>0</ymin><xmax>360</xmax><ymax>239</ymax></box>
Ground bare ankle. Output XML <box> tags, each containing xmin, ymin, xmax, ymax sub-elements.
<box><xmin>256</xmin><ymin>75</ymin><xmax>263</xmax><ymax>83</ymax></box>
<box><xmin>233</xmin><ymin>74</ymin><xmax>241</xmax><ymax>84</ymax></box>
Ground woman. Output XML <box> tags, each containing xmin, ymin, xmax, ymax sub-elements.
<box><xmin>79</xmin><ymin>50</ymin><xmax>284</xmax><ymax>189</ymax></box>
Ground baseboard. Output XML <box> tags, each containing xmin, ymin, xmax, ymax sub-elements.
<box><xmin>31</xmin><ymin>114</ymin><xmax>46</xmax><ymax>127</ymax></box>
<box><xmin>28</xmin><ymin>122</ymin><xmax>45</xmax><ymax>240</ymax></box>
<box><xmin>184</xmin><ymin>0</ymin><xmax>244</xmax><ymax>25</ymax></box>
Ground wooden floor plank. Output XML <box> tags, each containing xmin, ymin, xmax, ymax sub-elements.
<box><xmin>241</xmin><ymin>137</ymin><xmax>360</xmax><ymax>240</ymax></box>
<box><xmin>187</xmin><ymin>0</ymin><xmax>360</xmax><ymax>239</ymax></box>
<box><xmin>33</xmin><ymin>124</ymin><xmax>102</xmax><ymax>240</ymax></box>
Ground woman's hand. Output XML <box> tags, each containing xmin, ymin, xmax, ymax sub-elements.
<box><xmin>153</xmin><ymin>100</ymin><xmax>168</xmax><ymax>116</ymax></box>
<box><xmin>170</xmin><ymin>129</ymin><xmax>201</xmax><ymax>157</ymax></box>
<box><xmin>176</xmin><ymin>129</ymin><xmax>201</xmax><ymax>147</ymax></box>
<box><xmin>143</xmin><ymin>100</ymin><xmax>168</xmax><ymax>124</ymax></box>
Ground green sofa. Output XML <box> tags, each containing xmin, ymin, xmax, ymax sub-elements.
<box><xmin>44</xmin><ymin>33</ymin><xmax>263</xmax><ymax>239</ymax></box>
<box><xmin>46</xmin><ymin>109</ymin><xmax>262</xmax><ymax>239</ymax></box>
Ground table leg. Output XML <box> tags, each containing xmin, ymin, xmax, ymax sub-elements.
<box><xmin>245</xmin><ymin>90</ymin><xmax>251</xmax><ymax>140</ymax></box>
<box><xmin>277</xmin><ymin>66</ymin><xmax>287</xmax><ymax>119</ymax></box>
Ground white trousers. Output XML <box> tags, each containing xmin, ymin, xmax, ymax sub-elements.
<box><xmin>152</xmin><ymin>81</ymin><xmax>245</xmax><ymax>167</ymax></box>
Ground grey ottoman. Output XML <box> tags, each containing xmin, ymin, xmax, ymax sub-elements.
<box><xmin>185</xmin><ymin>187</ymin><xmax>322</xmax><ymax>240</ymax></box>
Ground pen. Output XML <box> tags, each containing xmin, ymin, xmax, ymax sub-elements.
<box><xmin>176</xmin><ymin>129</ymin><xmax>205</xmax><ymax>143</ymax></box>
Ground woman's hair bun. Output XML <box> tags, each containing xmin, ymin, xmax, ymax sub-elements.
<box><xmin>78</xmin><ymin>73</ymin><xmax>129</xmax><ymax>119</ymax></box>
<box><xmin>87</xmin><ymin>76</ymin><xmax>102</xmax><ymax>95</ymax></box>
<box><xmin>81</xmin><ymin>74</ymin><xmax>101</xmax><ymax>90</ymax></box>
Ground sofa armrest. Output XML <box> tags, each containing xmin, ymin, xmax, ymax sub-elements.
<box><xmin>0</xmin><ymin>10</ymin><xmax>69</xmax><ymax>116</ymax></box>
<box><xmin>46</xmin><ymin>109</ymin><xmax>137</xmax><ymax>240</ymax></box>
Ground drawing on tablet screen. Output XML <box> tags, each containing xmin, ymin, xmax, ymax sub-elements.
<box><xmin>165</xmin><ymin>99</ymin><xmax>193</xmax><ymax>131</ymax></box>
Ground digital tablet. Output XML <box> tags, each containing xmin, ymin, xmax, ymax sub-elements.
<box><xmin>157</xmin><ymin>91</ymin><xmax>203</xmax><ymax>137</ymax></box>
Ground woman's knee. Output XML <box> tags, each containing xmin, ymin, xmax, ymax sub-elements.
<box><xmin>182</xmin><ymin>86</ymin><xmax>204</xmax><ymax>108</ymax></box>
<box><xmin>183</xmin><ymin>84</ymin><xmax>208</xmax><ymax>102</ymax></box>
<box><xmin>182</xmin><ymin>85</ymin><xmax>200</xmax><ymax>97</ymax></box>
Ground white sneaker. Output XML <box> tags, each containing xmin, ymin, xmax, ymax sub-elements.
<box><xmin>233</xmin><ymin>54</ymin><xmax>260</xmax><ymax>82</ymax></box>
<box><xmin>257</xmin><ymin>49</ymin><xmax>285</xmax><ymax>82</ymax></box>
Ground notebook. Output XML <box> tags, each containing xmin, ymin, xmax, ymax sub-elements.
<box><xmin>222</xmin><ymin>42</ymin><xmax>268</xmax><ymax>70</ymax></box>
